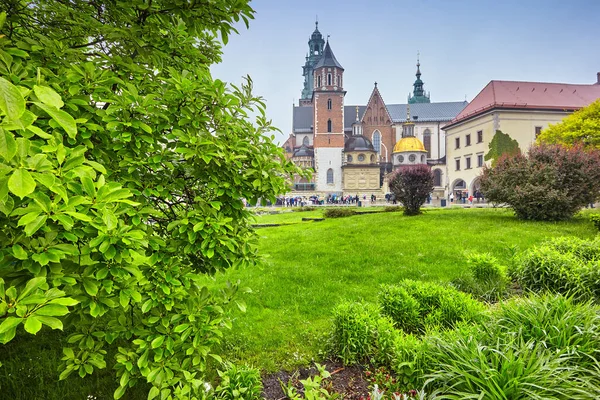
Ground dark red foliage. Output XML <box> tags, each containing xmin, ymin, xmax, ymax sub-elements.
<box><xmin>480</xmin><ymin>144</ymin><xmax>600</xmax><ymax>220</ymax></box>
<box><xmin>388</xmin><ymin>165</ymin><xmax>434</xmax><ymax>216</ymax></box>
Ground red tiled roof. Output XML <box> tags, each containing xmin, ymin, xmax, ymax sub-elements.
<box><xmin>446</xmin><ymin>80</ymin><xmax>600</xmax><ymax>128</ymax></box>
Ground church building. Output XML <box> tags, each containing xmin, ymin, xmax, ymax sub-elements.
<box><xmin>283</xmin><ymin>22</ymin><xmax>468</xmax><ymax>198</ymax></box>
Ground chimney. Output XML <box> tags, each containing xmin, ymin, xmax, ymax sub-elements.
<box><xmin>597</xmin><ymin>72</ymin><xmax>600</xmax><ymax>84</ymax></box>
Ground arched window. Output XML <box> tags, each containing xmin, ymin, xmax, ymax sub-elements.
<box><xmin>347</xmin><ymin>154</ymin><xmax>353</xmax><ymax>162</ymax></box>
<box><xmin>372</xmin><ymin>130</ymin><xmax>381</xmax><ymax>153</ymax></box>
<box><xmin>327</xmin><ymin>98</ymin><xmax>332</xmax><ymax>110</ymax></box>
<box><xmin>338</xmin><ymin>76</ymin><xmax>342</xmax><ymax>87</ymax></box>
<box><xmin>317</xmin><ymin>75</ymin><xmax>321</xmax><ymax>87</ymax></box>
<box><xmin>433</xmin><ymin>169</ymin><xmax>442</xmax><ymax>187</ymax></box>
<box><xmin>370</xmin><ymin>154</ymin><xmax>375</xmax><ymax>163</ymax></box>
<box><xmin>327</xmin><ymin>168</ymin><xmax>334</xmax><ymax>184</ymax></box>
<box><xmin>302</xmin><ymin>136</ymin><xmax>309</xmax><ymax>146</ymax></box>
<box><xmin>423</xmin><ymin>129</ymin><xmax>432</xmax><ymax>158</ymax></box>
<box><xmin>327</xmin><ymin>73</ymin><xmax>332</xmax><ymax>85</ymax></box>
<box><xmin>421</xmin><ymin>155</ymin><xmax>425</xmax><ymax>162</ymax></box>
<box><xmin>327</xmin><ymin>119</ymin><xmax>332</xmax><ymax>133</ymax></box>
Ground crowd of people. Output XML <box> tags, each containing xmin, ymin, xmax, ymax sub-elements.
<box><xmin>450</xmin><ymin>189</ymin><xmax>485</xmax><ymax>204</ymax></box>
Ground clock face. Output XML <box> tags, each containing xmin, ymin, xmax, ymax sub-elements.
<box><xmin>409</xmin><ymin>154</ymin><xmax>416</xmax><ymax>162</ymax></box>
<box><xmin>398</xmin><ymin>155</ymin><xmax>404</xmax><ymax>163</ymax></box>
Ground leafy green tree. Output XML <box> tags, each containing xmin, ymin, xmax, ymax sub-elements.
<box><xmin>388</xmin><ymin>165</ymin><xmax>433</xmax><ymax>216</ymax></box>
<box><xmin>537</xmin><ymin>100</ymin><xmax>600</xmax><ymax>150</ymax></box>
<box><xmin>484</xmin><ymin>130</ymin><xmax>520</xmax><ymax>166</ymax></box>
<box><xmin>0</xmin><ymin>2</ymin><xmax>297</xmax><ymax>399</ymax></box>
<box><xmin>480</xmin><ymin>144</ymin><xmax>600</xmax><ymax>220</ymax></box>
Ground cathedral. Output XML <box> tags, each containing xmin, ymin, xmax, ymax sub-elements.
<box><xmin>283</xmin><ymin>22</ymin><xmax>468</xmax><ymax>199</ymax></box>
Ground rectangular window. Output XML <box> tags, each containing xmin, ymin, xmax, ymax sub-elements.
<box><xmin>477</xmin><ymin>130</ymin><xmax>483</xmax><ymax>143</ymax></box>
<box><xmin>466</xmin><ymin>134</ymin><xmax>471</xmax><ymax>146</ymax></box>
<box><xmin>466</xmin><ymin>157</ymin><xmax>471</xmax><ymax>169</ymax></box>
<box><xmin>535</xmin><ymin>126</ymin><xmax>542</xmax><ymax>138</ymax></box>
<box><xmin>477</xmin><ymin>154</ymin><xmax>484</xmax><ymax>167</ymax></box>
<box><xmin>455</xmin><ymin>159</ymin><xmax>460</xmax><ymax>171</ymax></box>
<box><xmin>455</xmin><ymin>137</ymin><xmax>460</xmax><ymax>149</ymax></box>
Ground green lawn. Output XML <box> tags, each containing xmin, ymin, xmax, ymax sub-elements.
<box><xmin>210</xmin><ymin>208</ymin><xmax>598</xmax><ymax>372</ymax></box>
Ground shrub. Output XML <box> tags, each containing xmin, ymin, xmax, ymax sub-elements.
<box><xmin>489</xmin><ymin>294</ymin><xmax>600</xmax><ymax>369</ymax></box>
<box><xmin>330</xmin><ymin>302</ymin><xmax>398</xmax><ymax>365</ymax></box>
<box><xmin>480</xmin><ymin>144</ymin><xmax>600</xmax><ymax>220</ymax></box>
<box><xmin>511</xmin><ymin>237</ymin><xmax>600</xmax><ymax>299</ymax></box>
<box><xmin>452</xmin><ymin>253</ymin><xmax>508</xmax><ymax>302</ymax></box>
<box><xmin>323</xmin><ymin>208</ymin><xmax>357</xmax><ymax>218</ymax></box>
<box><xmin>512</xmin><ymin>245</ymin><xmax>586</xmax><ymax>296</ymax></box>
<box><xmin>425</xmin><ymin>335</ymin><xmax>591</xmax><ymax>399</ymax></box>
<box><xmin>591</xmin><ymin>214</ymin><xmax>600</xmax><ymax>231</ymax></box>
<box><xmin>214</xmin><ymin>362</ymin><xmax>263</xmax><ymax>400</ymax></box>
<box><xmin>293</xmin><ymin>206</ymin><xmax>317</xmax><ymax>212</ymax></box>
<box><xmin>383</xmin><ymin>206</ymin><xmax>403</xmax><ymax>213</ymax></box>
<box><xmin>378</xmin><ymin>280</ymin><xmax>484</xmax><ymax>334</ymax></box>
<box><xmin>388</xmin><ymin>166</ymin><xmax>434</xmax><ymax>216</ymax></box>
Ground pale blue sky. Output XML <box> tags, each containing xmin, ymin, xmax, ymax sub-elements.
<box><xmin>211</xmin><ymin>0</ymin><xmax>600</xmax><ymax>144</ymax></box>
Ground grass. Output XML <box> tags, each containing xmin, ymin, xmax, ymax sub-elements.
<box><xmin>210</xmin><ymin>208</ymin><xmax>598</xmax><ymax>372</ymax></box>
<box><xmin>1</xmin><ymin>208</ymin><xmax>597</xmax><ymax>398</ymax></box>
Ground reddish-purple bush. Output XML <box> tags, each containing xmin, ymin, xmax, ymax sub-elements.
<box><xmin>480</xmin><ymin>144</ymin><xmax>600</xmax><ymax>220</ymax></box>
<box><xmin>389</xmin><ymin>165</ymin><xmax>434</xmax><ymax>216</ymax></box>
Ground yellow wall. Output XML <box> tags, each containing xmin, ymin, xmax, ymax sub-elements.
<box><xmin>445</xmin><ymin>109</ymin><xmax>571</xmax><ymax>193</ymax></box>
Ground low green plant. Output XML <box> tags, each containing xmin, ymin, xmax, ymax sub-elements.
<box><xmin>489</xmin><ymin>294</ymin><xmax>600</xmax><ymax>369</ymax></box>
<box><xmin>330</xmin><ymin>302</ymin><xmax>397</xmax><ymax>365</ymax></box>
<box><xmin>323</xmin><ymin>208</ymin><xmax>357</xmax><ymax>218</ymax></box>
<box><xmin>294</xmin><ymin>206</ymin><xmax>317</xmax><ymax>212</ymax></box>
<box><xmin>379</xmin><ymin>280</ymin><xmax>484</xmax><ymax>334</ymax></box>
<box><xmin>590</xmin><ymin>214</ymin><xmax>600</xmax><ymax>231</ymax></box>
<box><xmin>214</xmin><ymin>362</ymin><xmax>262</xmax><ymax>400</ymax></box>
<box><xmin>280</xmin><ymin>364</ymin><xmax>339</xmax><ymax>400</ymax></box>
<box><xmin>512</xmin><ymin>243</ymin><xmax>589</xmax><ymax>298</ymax></box>
<box><xmin>544</xmin><ymin>236</ymin><xmax>600</xmax><ymax>262</ymax></box>
<box><xmin>452</xmin><ymin>253</ymin><xmax>508</xmax><ymax>302</ymax></box>
<box><xmin>424</xmin><ymin>335</ymin><xmax>593</xmax><ymax>399</ymax></box>
<box><xmin>383</xmin><ymin>206</ymin><xmax>403</xmax><ymax>213</ymax></box>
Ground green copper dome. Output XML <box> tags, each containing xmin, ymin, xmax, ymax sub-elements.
<box><xmin>408</xmin><ymin>57</ymin><xmax>431</xmax><ymax>104</ymax></box>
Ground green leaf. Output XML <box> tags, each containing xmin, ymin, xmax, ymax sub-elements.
<box><xmin>147</xmin><ymin>386</ymin><xmax>160</xmax><ymax>400</ymax></box>
<box><xmin>17</xmin><ymin>277</ymin><xmax>45</xmax><ymax>301</ymax></box>
<box><xmin>35</xmin><ymin>303</ymin><xmax>69</xmax><ymax>316</ymax></box>
<box><xmin>0</xmin><ymin>316</ymin><xmax>22</xmax><ymax>333</ymax></box>
<box><xmin>114</xmin><ymin>385</ymin><xmax>126</xmax><ymax>400</ymax></box>
<box><xmin>12</xmin><ymin>244</ymin><xmax>28</xmax><ymax>260</ymax></box>
<box><xmin>26</xmin><ymin>125</ymin><xmax>53</xmax><ymax>139</ymax></box>
<box><xmin>83</xmin><ymin>279</ymin><xmax>99</xmax><ymax>296</ymax></box>
<box><xmin>8</xmin><ymin>168</ymin><xmax>36</xmax><ymax>199</ymax></box>
<box><xmin>0</xmin><ymin>77</ymin><xmax>25</xmax><ymax>120</ymax></box>
<box><xmin>49</xmin><ymin>297</ymin><xmax>79</xmax><ymax>306</ymax></box>
<box><xmin>35</xmin><ymin>103</ymin><xmax>77</xmax><ymax>139</ymax></box>
<box><xmin>0</xmin><ymin>129</ymin><xmax>17</xmax><ymax>162</ymax></box>
<box><xmin>81</xmin><ymin>176</ymin><xmax>96</xmax><ymax>197</ymax></box>
<box><xmin>151</xmin><ymin>335</ymin><xmax>164</xmax><ymax>348</ymax></box>
<box><xmin>63</xmin><ymin>211</ymin><xmax>92</xmax><ymax>222</ymax></box>
<box><xmin>24</xmin><ymin>215</ymin><xmax>47</xmax><ymax>236</ymax></box>
<box><xmin>34</xmin><ymin>85</ymin><xmax>64</xmax><ymax>109</ymax></box>
<box><xmin>36</xmin><ymin>316</ymin><xmax>63</xmax><ymax>330</ymax></box>
<box><xmin>24</xmin><ymin>316</ymin><xmax>43</xmax><ymax>334</ymax></box>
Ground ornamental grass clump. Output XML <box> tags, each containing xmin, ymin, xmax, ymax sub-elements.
<box><xmin>214</xmin><ymin>362</ymin><xmax>263</xmax><ymax>400</ymax></box>
<box><xmin>452</xmin><ymin>253</ymin><xmax>509</xmax><ymax>302</ymax></box>
<box><xmin>511</xmin><ymin>236</ymin><xmax>600</xmax><ymax>299</ymax></box>
<box><xmin>331</xmin><ymin>302</ymin><xmax>399</xmax><ymax>366</ymax></box>
<box><xmin>379</xmin><ymin>280</ymin><xmax>485</xmax><ymax>334</ymax></box>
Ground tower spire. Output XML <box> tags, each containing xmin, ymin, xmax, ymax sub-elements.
<box><xmin>408</xmin><ymin>51</ymin><xmax>430</xmax><ymax>104</ymax></box>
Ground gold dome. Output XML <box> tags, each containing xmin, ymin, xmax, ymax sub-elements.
<box><xmin>393</xmin><ymin>137</ymin><xmax>427</xmax><ymax>153</ymax></box>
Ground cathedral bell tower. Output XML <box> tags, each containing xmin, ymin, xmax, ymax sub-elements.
<box><xmin>312</xmin><ymin>39</ymin><xmax>345</xmax><ymax>193</ymax></box>
<box><xmin>300</xmin><ymin>21</ymin><xmax>325</xmax><ymax>106</ymax></box>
